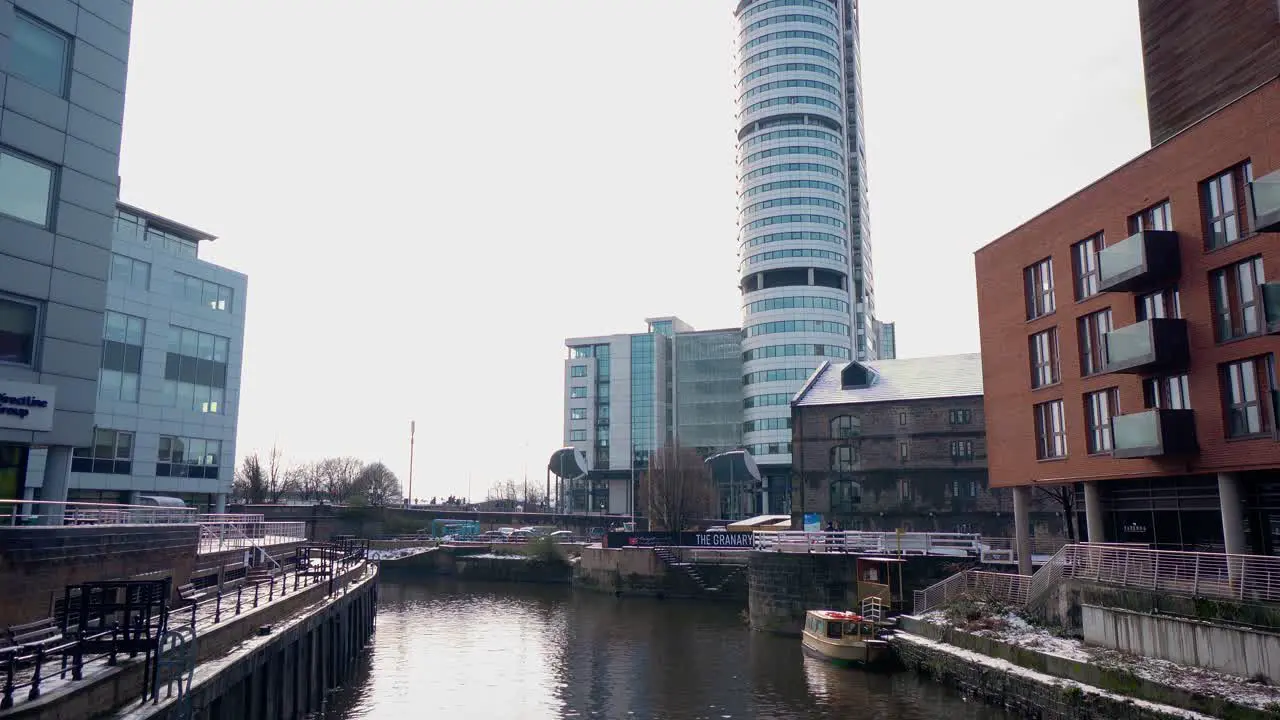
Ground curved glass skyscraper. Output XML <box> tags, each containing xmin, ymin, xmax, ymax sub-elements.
<box><xmin>735</xmin><ymin>0</ymin><xmax>880</xmax><ymax>478</ymax></box>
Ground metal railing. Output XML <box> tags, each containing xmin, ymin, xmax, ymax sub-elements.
<box><xmin>0</xmin><ymin>500</ymin><xmax>272</xmax><ymax>529</ymax></box>
<box><xmin>913</xmin><ymin>569</ymin><xmax>1031</xmax><ymax>615</ymax></box>
<box><xmin>978</xmin><ymin>536</ymin><xmax>1071</xmax><ymax>565</ymax></box>
<box><xmin>752</xmin><ymin>531</ymin><xmax>982</xmax><ymax>557</ymax></box>
<box><xmin>196</xmin><ymin>520</ymin><xmax>307</xmax><ymax>554</ymax></box>
<box><xmin>0</xmin><ymin>542</ymin><xmax>369</xmax><ymax>710</ymax></box>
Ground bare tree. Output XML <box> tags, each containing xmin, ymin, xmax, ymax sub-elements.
<box><xmin>293</xmin><ymin>461</ymin><xmax>324</xmax><ymax>503</ymax></box>
<box><xmin>352</xmin><ymin>462</ymin><xmax>402</xmax><ymax>507</ymax></box>
<box><xmin>638</xmin><ymin>445</ymin><xmax>714</xmax><ymax>531</ymax></box>
<box><xmin>1036</xmin><ymin>484</ymin><xmax>1077</xmax><ymax>540</ymax></box>
<box><xmin>315</xmin><ymin>456</ymin><xmax>364</xmax><ymax>504</ymax></box>
<box><xmin>263</xmin><ymin>444</ymin><xmax>299</xmax><ymax>503</ymax></box>
<box><xmin>487</xmin><ymin>478</ymin><xmax>519</xmax><ymax>501</ymax></box>
<box><xmin>235</xmin><ymin>454</ymin><xmax>267</xmax><ymax>504</ymax></box>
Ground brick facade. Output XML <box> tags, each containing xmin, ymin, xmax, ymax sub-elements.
<box><xmin>1139</xmin><ymin>0</ymin><xmax>1280</xmax><ymax>145</ymax></box>
<box><xmin>974</xmin><ymin>77</ymin><xmax>1280</xmax><ymax>490</ymax></box>
<box><xmin>792</xmin><ymin>397</ymin><xmax>1064</xmax><ymax>537</ymax></box>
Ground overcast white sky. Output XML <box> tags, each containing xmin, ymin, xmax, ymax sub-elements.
<box><xmin>117</xmin><ymin>1</ymin><xmax>1149</xmax><ymax>501</ymax></box>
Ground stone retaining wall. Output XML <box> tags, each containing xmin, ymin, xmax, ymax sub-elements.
<box><xmin>898</xmin><ymin>616</ymin><xmax>1268</xmax><ymax>719</ymax></box>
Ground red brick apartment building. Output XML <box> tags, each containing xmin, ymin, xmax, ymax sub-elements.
<box><xmin>974</xmin><ymin>0</ymin><xmax>1280</xmax><ymax>568</ymax></box>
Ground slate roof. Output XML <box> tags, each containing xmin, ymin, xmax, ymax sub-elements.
<box><xmin>793</xmin><ymin>353</ymin><xmax>984</xmax><ymax>406</ymax></box>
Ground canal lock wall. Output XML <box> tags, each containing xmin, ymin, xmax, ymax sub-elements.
<box><xmin>127</xmin><ymin>564</ymin><xmax>379</xmax><ymax>720</ymax></box>
<box><xmin>893</xmin><ymin>616</ymin><xmax>1273</xmax><ymax>720</ymax></box>
<box><xmin>572</xmin><ymin>547</ymin><xmax>748</xmax><ymax>602</ymax></box>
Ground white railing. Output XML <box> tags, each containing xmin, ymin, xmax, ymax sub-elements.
<box><xmin>1061</xmin><ymin>544</ymin><xmax>1280</xmax><ymax>605</ymax></box>
<box><xmin>913</xmin><ymin>569</ymin><xmax>1031</xmax><ymax>615</ymax></box>
<box><xmin>978</xmin><ymin>536</ymin><xmax>1071</xmax><ymax>565</ymax></box>
<box><xmin>197</xmin><ymin>520</ymin><xmax>307</xmax><ymax>554</ymax></box>
<box><xmin>753</xmin><ymin>530</ymin><xmax>982</xmax><ymax>557</ymax></box>
<box><xmin>0</xmin><ymin>499</ymin><xmax>210</xmax><ymax>526</ymax></box>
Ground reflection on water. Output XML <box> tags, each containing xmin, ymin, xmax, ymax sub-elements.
<box><xmin>322</xmin><ymin>576</ymin><xmax>1007</xmax><ymax>719</ymax></box>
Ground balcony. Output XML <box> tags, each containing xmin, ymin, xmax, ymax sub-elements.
<box><xmin>1097</xmin><ymin>230</ymin><xmax>1181</xmax><ymax>293</ymax></box>
<box><xmin>1262</xmin><ymin>283</ymin><xmax>1280</xmax><ymax>335</ymax></box>
<box><xmin>1111</xmin><ymin>409</ymin><xmax>1198</xmax><ymax>459</ymax></box>
<box><xmin>1248</xmin><ymin>168</ymin><xmax>1280</xmax><ymax>233</ymax></box>
<box><xmin>1101</xmin><ymin>318</ymin><xmax>1190</xmax><ymax>375</ymax></box>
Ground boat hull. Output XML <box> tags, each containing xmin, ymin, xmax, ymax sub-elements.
<box><xmin>801</xmin><ymin>633</ymin><xmax>894</xmax><ymax>670</ymax></box>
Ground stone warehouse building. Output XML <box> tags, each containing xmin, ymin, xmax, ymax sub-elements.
<box><xmin>790</xmin><ymin>354</ymin><xmax>1064</xmax><ymax>537</ymax></box>
<box><xmin>974</xmin><ymin>0</ymin><xmax>1280</xmax><ymax>565</ymax></box>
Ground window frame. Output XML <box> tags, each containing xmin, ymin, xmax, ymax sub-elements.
<box><xmin>1128</xmin><ymin>200</ymin><xmax>1173</xmax><ymax>234</ymax></box>
<box><xmin>1210</xmin><ymin>256</ymin><xmax>1265</xmax><ymax>342</ymax></box>
<box><xmin>1029</xmin><ymin>328</ymin><xmax>1060</xmax><ymax>388</ymax></box>
<box><xmin>0</xmin><ymin>293</ymin><xmax>42</xmax><ymax>367</ymax></box>
<box><xmin>11</xmin><ymin>10</ymin><xmax>72</xmax><ymax>98</ymax></box>
<box><xmin>1077</xmin><ymin>309</ymin><xmax>1113</xmax><ymax>377</ymax></box>
<box><xmin>1221</xmin><ymin>356</ymin><xmax>1274</xmax><ymax>439</ymax></box>
<box><xmin>1084</xmin><ymin>388</ymin><xmax>1119</xmax><ymax>455</ymax></box>
<box><xmin>1143</xmin><ymin>373</ymin><xmax>1191</xmax><ymax>410</ymax></box>
<box><xmin>830</xmin><ymin>444</ymin><xmax>856</xmax><ymax>472</ymax></box>
<box><xmin>570</xmin><ymin>408</ymin><xmax>587</xmax><ymax>420</ymax></box>
<box><xmin>0</xmin><ymin>146</ymin><xmax>58</xmax><ymax>229</ymax></box>
<box><xmin>1072</xmin><ymin>234</ymin><xmax>1104</xmax><ymax>300</ymax></box>
<box><xmin>948</xmin><ymin>408</ymin><xmax>973</xmax><ymax>425</ymax></box>
<box><xmin>1203</xmin><ymin>162</ymin><xmax>1252</xmax><ymax>250</ymax></box>
<box><xmin>1024</xmin><ymin>257</ymin><xmax>1056</xmax><ymax>319</ymax></box>
<box><xmin>1033</xmin><ymin>400</ymin><xmax>1067</xmax><ymax>460</ymax></box>
<box><xmin>71</xmin><ymin>429</ymin><xmax>134</xmax><ymax>475</ymax></box>
<box><xmin>949</xmin><ymin>440</ymin><xmax>975</xmax><ymax>460</ymax></box>
<box><xmin>1136</xmin><ymin>288</ymin><xmax>1181</xmax><ymax>321</ymax></box>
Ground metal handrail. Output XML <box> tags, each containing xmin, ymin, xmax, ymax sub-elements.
<box><xmin>0</xmin><ymin>500</ymin><xmax>269</xmax><ymax>528</ymax></box>
<box><xmin>752</xmin><ymin>530</ymin><xmax>982</xmax><ymax>557</ymax></box>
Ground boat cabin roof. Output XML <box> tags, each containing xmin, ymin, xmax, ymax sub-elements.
<box><xmin>807</xmin><ymin>610</ymin><xmax>867</xmax><ymax>621</ymax></box>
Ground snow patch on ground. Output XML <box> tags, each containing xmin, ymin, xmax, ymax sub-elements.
<box><xmin>896</xmin><ymin>632</ymin><xmax>1219</xmax><ymax>720</ymax></box>
<box><xmin>368</xmin><ymin>547</ymin><xmax>433</xmax><ymax>561</ymax></box>
<box><xmin>915</xmin><ymin>609</ymin><xmax>1280</xmax><ymax>711</ymax></box>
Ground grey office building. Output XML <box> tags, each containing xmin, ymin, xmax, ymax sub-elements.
<box><xmin>0</xmin><ymin>0</ymin><xmax>133</xmax><ymax>510</ymax></box>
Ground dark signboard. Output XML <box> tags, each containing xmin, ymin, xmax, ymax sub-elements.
<box><xmin>605</xmin><ymin>532</ymin><xmax>755</xmax><ymax>549</ymax></box>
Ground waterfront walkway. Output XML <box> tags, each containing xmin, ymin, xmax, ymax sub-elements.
<box><xmin>752</xmin><ymin>530</ymin><xmax>1063</xmax><ymax>566</ymax></box>
<box><xmin>0</xmin><ymin>549</ymin><xmax>367</xmax><ymax>716</ymax></box>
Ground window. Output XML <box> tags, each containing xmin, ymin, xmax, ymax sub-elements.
<box><xmin>1072</xmin><ymin>234</ymin><xmax>1104</xmax><ymax>300</ymax></box>
<box><xmin>744</xmin><ymin>393</ymin><xmax>792</xmax><ymax>408</ymax></box>
<box><xmin>1129</xmin><ymin>200</ymin><xmax>1173</xmax><ymax>233</ymax></box>
<box><xmin>743</xmin><ymin>344</ymin><xmax>850</xmax><ymax>361</ymax></box>
<box><xmin>163</xmin><ymin>326</ymin><xmax>230</xmax><ymax>414</ymax></box>
<box><xmin>898</xmin><ymin>478</ymin><xmax>911</xmax><ymax>500</ymax></box>
<box><xmin>11</xmin><ymin>11</ymin><xmax>70</xmax><ymax>97</ymax></box>
<box><xmin>1077</xmin><ymin>310</ymin><xmax>1112</xmax><ymax>376</ymax></box>
<box><xmin>898</xmin><ymin>441</ymin><xmax>909</xmax><ymax>461</ymax></box>
<box><xmin>71</xmin><ymin>430</ymin><xmax>133</xmax><ymax>475</ymax></box>
<box><xmin>831</xmin><ymin>415</ymin><xmax>858</xmax><ymax>438</ymax></box>
<box><xmin>569</xmin><ymin>386</ymin><xmax>587</xmax><ymax>399</ymax></box>
<box><xmin>570</xmin><ymin>365</ymin><xmax>587</xmax><ymax>378</ymax></box>
<box><xmin>570</xmin><ymin>408</ymin><xmax>587</xmax><ymax>420</ymax></box>
<box><xmin>1136</xmin><ymin>288</ymin><xmax>1181</xmax><ymax>320</ymax></box>
<box><xmin>948</xmin><ymin>409</ymin><xmax>972</xmax><ymax>425</ymax></box>
<box><xmin>110</xmin><ymin>254</ymin><xmax>151</xmax><ymax>292</ymax></box>
<box><xmin>0</xmin><ymin>149</ymin><xmax>56</xmax><ymax>228</ymax></box>
<box><xmin>1024</xmin><ymin>258</ymin><xmax>1055</xmax><ymax>319</ymax></box>
<box><xmin>176</xmin><ymin>273</ymin><xmax>234</xmax><ymax>312</ymax></box>
<box><xmin>1221</xmin><ymin>357</ymin><xmax>1274</xmax><ymax>438</ymax></box>
<box><xmin>1203</xmin><ymin>163</ymin><xmax>1252</xmax><ymax>249</ymax></box>
<box><xmin>830</xmin><ymin>445</ymin><xmax>856</xmax><ymax>471</ymax></box>
<box><xmin>950</xmin><ymin>440</ymin><xmax>974</xmax><ymax>460</ymax></box>
<box><xmin>898</xmin><ymin>411</ymin><xmax>907</xmax><ymax>426</ymax></box>
<box><xmin>744</xmin><ymin>417</ymin><xmax>792</xmax><ymax>432</ymax></box>
<box><xmin>1033</xmin><ymin>400</ymin><xmax>1067</xmax><ymax>459</ymax></box>
<box><xmin>569</xmin><ymin>430</ymin><xmax>587</xmax><ymax>442</ymax></box>
<box><xmin>743</xmin><ymin>319</ymin><xmax>849</xmax><ymax>337</ymax></box>
<box><xmin>1211</xmin><ymin>257</ymin><xmax>1266</xmax><ymax>342</ymax></box>
<box><xmin>0</xmin><ymin>296</ymin><xmax>39</xmax><ymax>366</ymax></box>
<box><xmin>1084</xmin><ymin>388</ymin><xmax>1119</xmax><ymax>454</ymax></box>
<box><xmin>100</xmin><ymin>311</ymin><xmax>145</xmax><ymax>402</ymax></box>
<box><xmin>1143</xmin><ymin>374</ymin><xmax>1191</xmax><ymax>410</ymax></box>
<box><xmin>743</xmin><ymin>367</ymin><xmax>815</xmax><ymax>385</ymax></box>
<box><xmin>1029</xmin><ymin>328</ymin><xmax>1060</xmax><ymax>388</ymax></box>
<box><xmin>157</xmin><ymin>436</ymin><xmax>222</xmax><ymax>479</ymax></box>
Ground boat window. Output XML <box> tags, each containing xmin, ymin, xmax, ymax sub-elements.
<box><xmin>825</xmin><ymin>621</ymin><xmax>842</xmax><ymax>639</ymax></box>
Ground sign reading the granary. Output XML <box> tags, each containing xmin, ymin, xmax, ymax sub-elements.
<box><xmin>0</xmin><ymin>380</ymin><xmax>56</xmax><ymax>432</ymax></box>
<box><xmin>605</xmin><ymin>532</ymin><xmax>755</xmax><ymax>549</ymax></box>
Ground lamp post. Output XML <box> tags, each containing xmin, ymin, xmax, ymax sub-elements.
<box><xmin>407</xmin><ymin>420</ymin><xmax>416</xmax><ymax>505</ymax></box>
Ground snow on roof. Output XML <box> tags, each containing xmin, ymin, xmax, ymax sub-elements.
<box><xmin>794</xmin><ymin>353</ymin><xmax>983</xmax><ymax>406</ymax></box>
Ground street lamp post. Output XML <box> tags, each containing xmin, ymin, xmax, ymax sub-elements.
<box><xmin>407</xmin><ymin>420</ymin><xmax>416</xmax><ymax>505</ymax></box>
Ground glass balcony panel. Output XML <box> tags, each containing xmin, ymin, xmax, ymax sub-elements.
<box><xmin>1104</xmin><ymin>322</ymin><xmax>1153</xmax><ymax>367</ymax></box>
<box><xmin>1261</xmin><ymin>283</ymin><xmax>1280</xmax><ymax>334</ymax></box>
<box><xmin>1249</xmin><ymin>170</ymin><xmax>1280</xmax><ymax>233</ymax></box>
<box><xmin>1098</xmin><ymin>233</ymin><xmax>1144</xmax><ymax>286</ymax></box>
<box><xmin>1112</xmin><ymin>411</ymin><xmax>1160</xmax><ymax>452</ymax></box>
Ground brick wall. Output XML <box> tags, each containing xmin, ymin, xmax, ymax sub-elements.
<box><xmin>0</xmin><ymin>524</ymin><xmax>199</xmax><ymax>628</ymax></box>
<box><xmin>1140</xmin><ymin>0</ymin><xmax>1280</xmax><ymax>145</ymax></box>
<box><xmin>792</xmin><ymin>398</ymin><xmax>1065</xmax><ymax>536</ymax></box>
<box><xmin>975</xmin><ymin>77</ymin><xmax>1280</xmax><ymax>489</ymax></box>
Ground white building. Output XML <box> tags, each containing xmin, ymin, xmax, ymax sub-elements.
<box><xmin>735</xmin><ymin>0</ymin><xmax>891</xmax><ymax>487</ymax></box>
<box><xmin>21</xmin><ymin>203</ymin><xmax>248</xmax><ymax>513</ymax></box>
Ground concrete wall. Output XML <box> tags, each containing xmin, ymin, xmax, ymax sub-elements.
<box><xmin>1083</xmin><ymin>604</ymin><xmax>1280</xmax><ymax>682</ymax></box>
<box><xmin>1035</xmin><ymin>577</ymin><xmax>1280</xmax><ymax>633</ymax></box>
<box><xmin>0</xmin><ymin>523</ymin><xmax>198</xmax><ymax>627</ymax></box>
<box><xmin>749</xmin><ymin>551</ymin><xmax>861</xmax><ymax>635</ymax></box>
<box><xmin>573</xmin><ymin>546</ymin><xmax>747</xmax><ymax>601</ymax></box>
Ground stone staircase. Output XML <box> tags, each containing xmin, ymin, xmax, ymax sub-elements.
<box><xmin>245</xmin><ymin>566</ymin><xmax>275</xmax><ymax>586</ymax></box>
<box><xmin>652</xmin><ymin>546</ymin><xmax>745</xmax><ymax>593</ymax></box>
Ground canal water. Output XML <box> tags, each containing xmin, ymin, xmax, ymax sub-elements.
<box><xmin>320</xmin><ymin>577</ymin><xmax>1008</xmax><ymax>719</ymax></box>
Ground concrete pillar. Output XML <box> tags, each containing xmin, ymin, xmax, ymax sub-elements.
<box><xmin>127</xmin><ymin>490</ymin><xmax>141</xmax><ymax>505</ymax></box>
<box><xmin>1219</xmin><ymin>472</ymin><xmax>1246</xmax><ymax>556</ymax></box>
<box><xmin>1013</xmin><ymin>485</ymin><xmax>1032</xmax><ymax>576</ymax></box>
<box><xmin>1084</xmin><ymin>481</ymin><xmax>1105</xmax><ymax>544</ymax></box>
<box><xmin>215</xmin><ymin>493</ymin><xmax>227</xmax><ymax>514</ymax></box>
<box><xmin>40</xmin><ymin>446</ymin><xmax>71</xmax><ymax>524</ymax></box>
<box><xmin>807</xmin><ymin>267</ymin><xmax>815</xmax><ymax>285</ymax></box>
